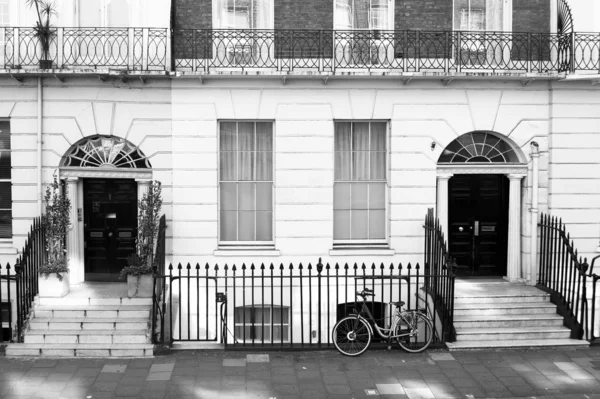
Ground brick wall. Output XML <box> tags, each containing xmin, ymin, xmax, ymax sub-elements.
<box><xmin>274</xmin><ymin>0</ymin><xmax>333</xmax><ymax>30</ymax></box>
<box><xmin>274</xmin><ymin>0</ymin><xmax>334</xmax><ymax>59</ymax></box>
<box><xmin>174</xmin><ymin>0</ymin><xmax>212</xmax><ymax>29</ymax></box>
<box><xmin>513</xmin><ymin>0</ymin><xmax>551</xmax><ymax>33</ymax></box>
<box><xmin>395</xmin><ymin>0</ymin><xmax>453</xmax><ymax>31</ymax></box>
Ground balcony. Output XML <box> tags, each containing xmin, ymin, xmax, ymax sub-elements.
<box><xmin>1</xmin><ymin>27</ymin><xmax>600</xmax><ymax>78</ymax></box>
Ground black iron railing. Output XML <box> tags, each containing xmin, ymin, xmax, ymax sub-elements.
<box><xmin>0</xmin><ymin>217</ymin><xmax>44</xmax><ymax>343</ymax></box>
<box><xmin>151</xmin><ymin>214</ymin><xmax>167</xmax><ymax>344</ymax></box>
<box><xmin>1</xmin><ymin>27</ymin><xmax>168</xmax><ymax>70</ymax></box>
<box><xmin>538</xmin><ymin>213</ymin><xmax>599</xmax><ymax>343</ymax></box>
<box><xmin>152</xmin><ymin>259</ymin><xmax>454</xmax><ymax>349</ymax></box>
<box><xmin>2</xmin><ymin>27</ymin><xmax>600</xmax><ymax>74</ymax></box>
<box><xmin>173</xmin><ymin>29</ymin><xmax>600</xmax><ymax>74</ymax></box>
<box><xmin>423</xmin><ymin>208</ymin><xmax>456</xmax><ymax>342</ymax></box>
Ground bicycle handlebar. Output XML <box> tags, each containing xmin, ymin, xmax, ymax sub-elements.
<box><xmin>357</xmin><ymin>288</ymin><xmax>374</xmax><ymax>298</ymax></box>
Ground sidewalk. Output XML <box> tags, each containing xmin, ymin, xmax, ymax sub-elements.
<box><xmin>1</xmin><ymin>347</ymin><xmax>600</xmax><ymax>399</ymax></box>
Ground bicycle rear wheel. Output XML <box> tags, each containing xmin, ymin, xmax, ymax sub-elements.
<box><xmin>396</xmin><ymin>312</ymin><xmax>433</xmax><ymax>353</ymax></box>
<box><xmin>332</xmin><ymin>316</ymin><xmax>372</xmax><ymax>356</ymax></box>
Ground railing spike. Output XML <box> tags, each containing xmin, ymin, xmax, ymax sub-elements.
<box><xmin>389</xmin><ymin>263</ymin><xmax>394</xmax><ymax>270</ymax></box>
<box><xmin>299</xmin><ymin>263</ymin><xmax>303</xmax><ymax>270</ymax></box>
<box><xmin>232</xmin><ymin>264</ymin><xmax>237</xmax><ymax>271</ymax></box>
<box><xmin>261</xmin><ymin>263</ymin><xmax>265</xmax><ymax>270</ymax></box>
<box><xmin>203</xmin><ymin>262</ymin><xmax>208</xmax><ymax>270</ymax></box>
<box><xmin>177</xmin><ymin>263</ymin><xmax>182</xmax><ymax>270</ymax></box>
<box><xmin>353</xmin><ymin>263</ymin><xmax>358</xmax><ymax>270</ymax></box>
<box><xmin>326</xmin><ymin>263</ymin><xmax>331</xmax><ymax>270</ymax></box>
<box><xmin>215</xmin><ymin>264</ymin><xmax>219</xmax><ymax>271</ymax></box>
<box><xmin>416</xmin><ymin>263</ymin><xmax>420</xmax><ymax>270</ymax></box>
<box><xmin>398</xmin><ymin>263</ymin><xmax>403</xmax><ymax>270</ymax></box>
<box><xmin>224</xmin><ymin>264</ymin><xmax>228</xmax><ymax>271</ymax></box>
<box><xmin>407</xmin><ymin>262</ymin><xmax>412</xmax><ymax>270</ymax></box>
<box><xmin>289</xmin><ymin>263</ymin><xmax>294</xmax><ymax>270</ymax></box>
<box><xmin>344</xmin><ymin>263</ymin><xmax>349</xmax><ymax>270</ymax></box>
<box><xmin>279</xmin><ymin>263</ymin><xmax>284</xmax><ymax>270</ymax></box>
<box><xmin>361</xmin><ymin>263</ymin><xmax>366</xmax><ymax>270</ymax></box>
<box><xmin>269</xmin><ymin>263</ymin><xmax>274</xmax><ymax>270</ymax></box>
<box><xmin>308</xmin><ymin>263</ymin><xmax>312</xmax><ymax>270</ymax></box>
<box><xmin>334</xmin><ymin>263</ymin><xmax>339</xmax><ymax>270</ymax></box>
<box><xmin>250</xmin><ymin>263</ymin><xmax>255</xmax><ymax>270</ymax></box>
<box><xmin>186</xmin><ymin>263</ymin><xmax>191</xmax><ymax>270</ymax></box>
<box><xmin>242</xmin><ymin>263</ymin><xmax>247</xmax><ymax>270</ymax></box>
<box><xmin>380</xmin><ymin>262</ymin><xmax>385</xmax><ymax>270</ymax></box>
<box><xmin>168</xmin><ymin>263</ymin><xmax>173</xmax><ymax>270</ymax></box>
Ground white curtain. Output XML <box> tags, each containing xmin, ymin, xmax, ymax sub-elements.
<box><xmin>334</xmin><ymin>122</ymin><xmax>386</xmax><ymax>241</ymax></box>
<box><xmin>215</xmin><ymin>0</ymin><xmax>273</xmax><ymax>29</ymax></box>
<box><xmin>220</xmin><ymin>122</ymin><xmax>272</xmax><ymax>242</ymax></box>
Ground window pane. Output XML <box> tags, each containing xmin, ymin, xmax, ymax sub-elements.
<box><xmin>272</xmin><ymin>307</ymin><xmax>289</xmax><ymax>323</ymax></box>
<box><xmin>238</xmin><ymin>183</ymin><xmax>255</xmax><ymax>211</ymax></box>
<box><xmin>256</xmin><ymin>211</ymin><xmax>272</xmax><ymax>241</ymax></box>
<box><xmin>220</xmin><ymin>122</ymin><xmax>237</xmax><ymax>150</ymax></box>
<box><xmin>335</xmin><ymin>122</ymin><xmax>352</xmax><ymax>151</ymax></box>
<box><xmin>256</xmin><ymin>183</ymin><xmax>272</xmax><ymax>211</ymax></box>
<box><xmin>220</xmin><ymin>183</ymin><xmax>237</xmax><ymax>211</ymax></box>
<box><xmin>273</xmin><ymin>326</ymin><xmax>289</xmax><ymax>342</ymax></box>
<box><xmin>334</xmin><ymin>183</ymin><xmax>350</xmax><ymax>210</ymax></box>
<box><xmin>370</xmin><ymin>151</ymin><xmax>386</xmax><ymax>180</ymax></box>
<box><xmin>0</xmin><ymin>182</ymin><xmax>11</xmax><ymax>209</ymax></box>
<box><xmin>369</xmin><ymin>183</ymin><xmax>386</xmax><ymax>210</ymax></box>
<box><xmin>369</xmin><ymin>209</ymin><xmax>386</xmax><ymax>239</ymax></box>
<box><xmin>219</xmin><ymin>151</ymin><xmax>236</xmax><ymax>181</ymax></box>
<box><xmin>0</xmin><ymin>152</ymin><xmax>9</xmax><ymax>179</ymax></box>
<box><xmin>0</xmin><ymin>210</ymin><xmax>11</xmax><ymax>238</ymax></box>
<box><xmin>352</xmin><ymin>122</ymin><xmax>369</xmax><ymax>151</ymax></box>
<box><xmin>238</xmin><ymin>151</ymin><xmax>254</xmax><ymax>181</ymax></box>
<box><xmin>351</xmin><ymin>182</ymin><xmax>368</xmax><ymax>210</ymax></box>
<box><xmin>220</xmin><ymin>211</ymin><xmax>237</xmax><ymax>241</ymax></box>
<box><xmin>334</xmin><ymin>210</ymin><xmax>350</xmax><ymax>240</ymax></box>
<box><xmin>0</xmin><ymin>121</ymin><xmax>10</xmax><ymax>149</ymax></box>
<box><xmin>238</xmin><ymin>211</ymin><xmax>255</xmax><ymax>241</ymax></box>
<box><xmin>351</xmin><ymin>210</ymin><xmax>368</xmax><ymax>239</ymax></box>
<box><xmin>335</xmin><ymin>151</ymin><xmax>351</xmax><ymax>181</ymax></box>
<box><xmin>238</xmin><ymin>122</ymin><xmax>255</xmax><ymax>151</ymax></box>
<box><xmin>352</xmin><ymin>151</ymin><xmax>369</xmax><ymax>180</ymax></box>
<box><xmin>255</xmin><ymin>152</ymin><xmax>272</xmax><ymax>181</ymax></box>
<box><xmin>256</xmin><ymin>122</ymin><xmax>273</xmax><ymax>151</ymax></box>
<box><xmin>370</xmin><ymin>123</ymin><xmax>386</xmax><ymax>151</ymax></box>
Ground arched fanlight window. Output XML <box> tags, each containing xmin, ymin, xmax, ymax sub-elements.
<box><xmin>438</xmin><ymin>132</ymin><xmax>520</xmax><ymax>163</ymax></box>
<box><xmin>60</xmin><ymin>135</ymin><xmax>151</xmax><ymax>168</ymax></box>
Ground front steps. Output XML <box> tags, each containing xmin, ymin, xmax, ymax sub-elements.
<box><xmin>5</xmin><ymin>285</ymin><xmax>154</xmax><ymax>358</ymax></box>
<box><xmin>446</xmin><ymin>280</ymin><xmax>589</xmax><ymax>351</ymax></box>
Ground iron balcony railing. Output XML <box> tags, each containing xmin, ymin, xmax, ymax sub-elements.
<box><xmin>1</xmin><ymin>27</ymin><xmax>600</xmax><ymax>74</ymax></box>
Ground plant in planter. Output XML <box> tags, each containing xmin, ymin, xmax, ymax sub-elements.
<box><xmin>26</xmin><ymin>0</ymin><xmax>58</xmax><ymax>69</ymax></box>
<box><xmin>39</xmin><ymin>176</ymin><xmax>71</xmax><ymax>297</ymax></box>
<box><xmin>121</xmin><ymin>181</ymin><xmax>162</xmax><ymax>297</ymax></box>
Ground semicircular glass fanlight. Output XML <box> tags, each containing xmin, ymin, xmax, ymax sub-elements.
<box><xmin>438</xmin><ymin>132</ymin><xmax>520</xmax><ymax>163</ymax></box>
<box><xmin>61</xmin><ymin>136</ymin><xmax>151</xmax><ymax>169</ymax></box>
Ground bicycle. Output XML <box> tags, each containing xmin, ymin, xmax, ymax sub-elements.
<box><xmin>332</xmin><ymin>288</ymin><xmax>434</xmax><ymax>356</ymax></box>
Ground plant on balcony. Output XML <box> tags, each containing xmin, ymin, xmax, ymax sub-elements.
<box><xmin>39</xmin><ymin>176</ymin><xmax>71</xmax><ymax>297</ymax></box>
<box><xmin>120</xmin><ymin>181</ymin><xmax>162</xmax><ymax>297</ymax></box>
<box><xmin>26</xmin><ymin>0</ymin><xmax>58</xmax><ymax>69</ymax></box>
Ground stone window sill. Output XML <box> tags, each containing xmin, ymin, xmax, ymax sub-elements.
<box><xmin>329</xmin><ymin>248</ymin><xmax>395</xmax><ymax>256</ymax></box>
<box><xmin>214</xmin><ymin>247</ymin><xmax>281</xmax><ymax>257</ymax></box>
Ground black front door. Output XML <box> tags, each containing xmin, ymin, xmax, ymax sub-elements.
<box><xmin>84</xmin><ymin>179</ymin><xmax>137</xmax><ymax>282</ymax></box>
<box><xmin>448</xmin><ymin>174</ymin><xmax>509</xmax><ymax>276</ymax></box>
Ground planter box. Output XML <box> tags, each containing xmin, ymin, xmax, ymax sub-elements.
<box><xmin>127</xmin><ymin>275</ymin><xmax>153</xmax><ymax>298</ymax></box>
<box><xmin>38</xmin><ymin>272</ymin><xmax>69</xmax><ymax>298</ymax></box>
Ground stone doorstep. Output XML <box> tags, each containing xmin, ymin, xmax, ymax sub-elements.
<box><xmin>29</xmin><ymin>318</ymin><xmax>149</xmax><ymax>330</ymax></box>
<box><xmin>455</xmin><ymin>326</ymin><xmax>571</xmax><ymax>341</ymax></box>
<box><xmin>4</xmin><ymin>343</ymin><xmax>154</xmax><ymax>358</ymax></box>
<box><xmin>38</xmin><ymin>297</ymin><xmax>152</xmax><ymax>306</ymax></box>
<box><xmin>446</xmin><ymin>338</ymin><xmax>590</xmax><ymax>351</ymax></box>
<box><xmin>24</xmin><ymin>329</ymin><xmax>150</xmax><ymax>345</ymax></box>
<box><xmin>453</xmin><ymin>294</ymin><xmax>550</xmax><ymax>304</ymax></box>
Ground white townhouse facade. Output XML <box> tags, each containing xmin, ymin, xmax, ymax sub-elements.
<box><xmin>0</xmin><ymin>0</ymin><xmax>599</xmax><ymax>351</ymax></box>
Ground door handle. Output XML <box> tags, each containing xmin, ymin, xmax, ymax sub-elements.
<box><xmin>473</xmin><ymin>221</ymin><xmax>480</xmax><ymax>237</ymax></box>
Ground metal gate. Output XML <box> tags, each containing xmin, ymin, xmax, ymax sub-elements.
<box><xmin>168</xmin><ymin>269</ymin><xmax>219</xmax><ymax>342</ymax></box>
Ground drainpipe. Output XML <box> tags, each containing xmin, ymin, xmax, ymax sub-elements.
<box><xmin>37</xmin><ymin>77</ymin><xmax>43</xmax><ymax>215</ymax></box>
<box><xmin>529</xmin><ymin>141</ymin><xmax>540</xmax><ymax>286</ymax></box>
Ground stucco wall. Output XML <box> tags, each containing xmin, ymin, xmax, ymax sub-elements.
<box><xmin>2</xmin><ymin>76</ymin><xmax>600</xmax><ymax>276</ymax></box>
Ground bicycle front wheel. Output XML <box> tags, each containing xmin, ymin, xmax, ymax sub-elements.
<box><xmin>396</xmin><ymin>312</ymin><xmax>433</xmax><ymax>353</ymax></box>
<box><xmin>332</xmin><ymin>316</ymin><xmax>372</xmax><ymax>357</ymax></box>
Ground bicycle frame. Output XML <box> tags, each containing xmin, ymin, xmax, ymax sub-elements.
<box><xmin>349</xmin><ymin>298</ymin><xmax>414</xmax><ymax>341</ymax></box>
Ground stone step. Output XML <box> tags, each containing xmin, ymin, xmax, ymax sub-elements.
<box><xmin>454</xmin><ymin>302</ymin><xmax>557</xmax><ymax>316</ymax></box>
<box><xmin>29</xmin><ymin>318</ymin><xmax>149</xmax><ymax>331</ymax></box>
<box><xmin>5</xmin><ymin>343</ymin><xmax>154</xmax><ymax>358</ymax></box>
<box><xmin>39</xmin><ymin>297</ymin><xmax>152</xmax><ymax>307</ymax></box>
<box><xmin>454</xmin><ymin>314</ymin><xmax>564</xmax><ymax>328</ymax></box>
<box><xmin>446</xmin><ymin>338</ymin><xmax>589</xmax><ymax>351</ymax></box>
<box><xmin>455</xmin><ymin>326</ymin><xmax>572</xmax><ymax>341</ymax></box>
<box><xmin>34</xmin><ymin>305</ymin><xmax>151</xmax><ymax>319</ymax></box>
<box><xmin>24</xmin><ymin>329</ymin><xmax>150</xmax><ymax>345</ymax></box>
<box><xmin>454</xmin><ymin>294</ymin><xmax>550</xmax><ymax>304</ymax></box>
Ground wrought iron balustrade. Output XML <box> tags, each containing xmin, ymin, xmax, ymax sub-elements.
<box><xmin>1</xmin><ymin>27</ymin><xmax>599</xmax><ymax>74</ymax></box>
<box><xmin>1</xmin><ymin>27</ymin><xmax>168</xmax><ymax>71</ymax></box>
<box><xmin>173</xmin><ymin>29</ymin><xmax>600</xmax><ymax>74</ymax></box>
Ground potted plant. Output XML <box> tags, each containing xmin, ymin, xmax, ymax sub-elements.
<box><xmin>26</xmin><ymin>0</ymin><xmax>57</xmax><ymax>69</ymax></box>
<box><xmin>120</xmin><ymin>181</ymin><xmax>162</xmax><ymax>297</ymax></box>
<box><xmin>39</xmin><ymin>176</ymin><xmax>71</xmax><ymax>297</ymax></box>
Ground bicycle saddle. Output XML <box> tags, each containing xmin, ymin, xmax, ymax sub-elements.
<box><xmin>391</xmin><ymin>301</ymin><xmax>405</xmax><ymax>308</ymax></box>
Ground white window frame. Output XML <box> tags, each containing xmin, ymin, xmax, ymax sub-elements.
<box><xmin>334</xmin><ymin>0</ymin><xmax>394</xmax><ymax>30</ymax></box>
<box><xmin>452</xmin><ymin>0</ymin><xmax>509</xmax><ymax>32</ymax></box>
<box><xmin>217</xmin><ymin>120</ymin><xmax>275</xmax><ymax>247</ymax></box>
<box><xmin>0</xmin><ymin>118</ymin><xmax>12</xmax><ymax>240</ymax></box>
<box><xmin>0</xmin><ymin>0</ymin><xmax>9</xmax><ymax>47</ymax></box>
<box><xmin>212</xmin><ymin>0</ymin><xmax>274</xmax><ymax>29</ymax></box>
<box><xmin>234</xmin><ymin>305</ymin><xmax>290</xmax><ymax>343</ymax></box>
<box><xmin>333</xmin><ymin>120</ymin><xmax>389</xmax><ymax>247</ymax></box>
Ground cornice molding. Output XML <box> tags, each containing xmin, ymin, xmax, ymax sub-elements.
<box><xmin>59</xmin><ymin>168</ymin><xmax>152</xmax><ymax>180</ymax></box>
<box><xmin>437</xmin><ymin>164</ymin><xmax>528</xmax><ymax>176</ymax></box>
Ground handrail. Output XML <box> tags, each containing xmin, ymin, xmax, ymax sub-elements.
<box><xmin>2</xmin><ymin>27</ymin><xmax>600</xmax><ymax>74</ymax></box>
